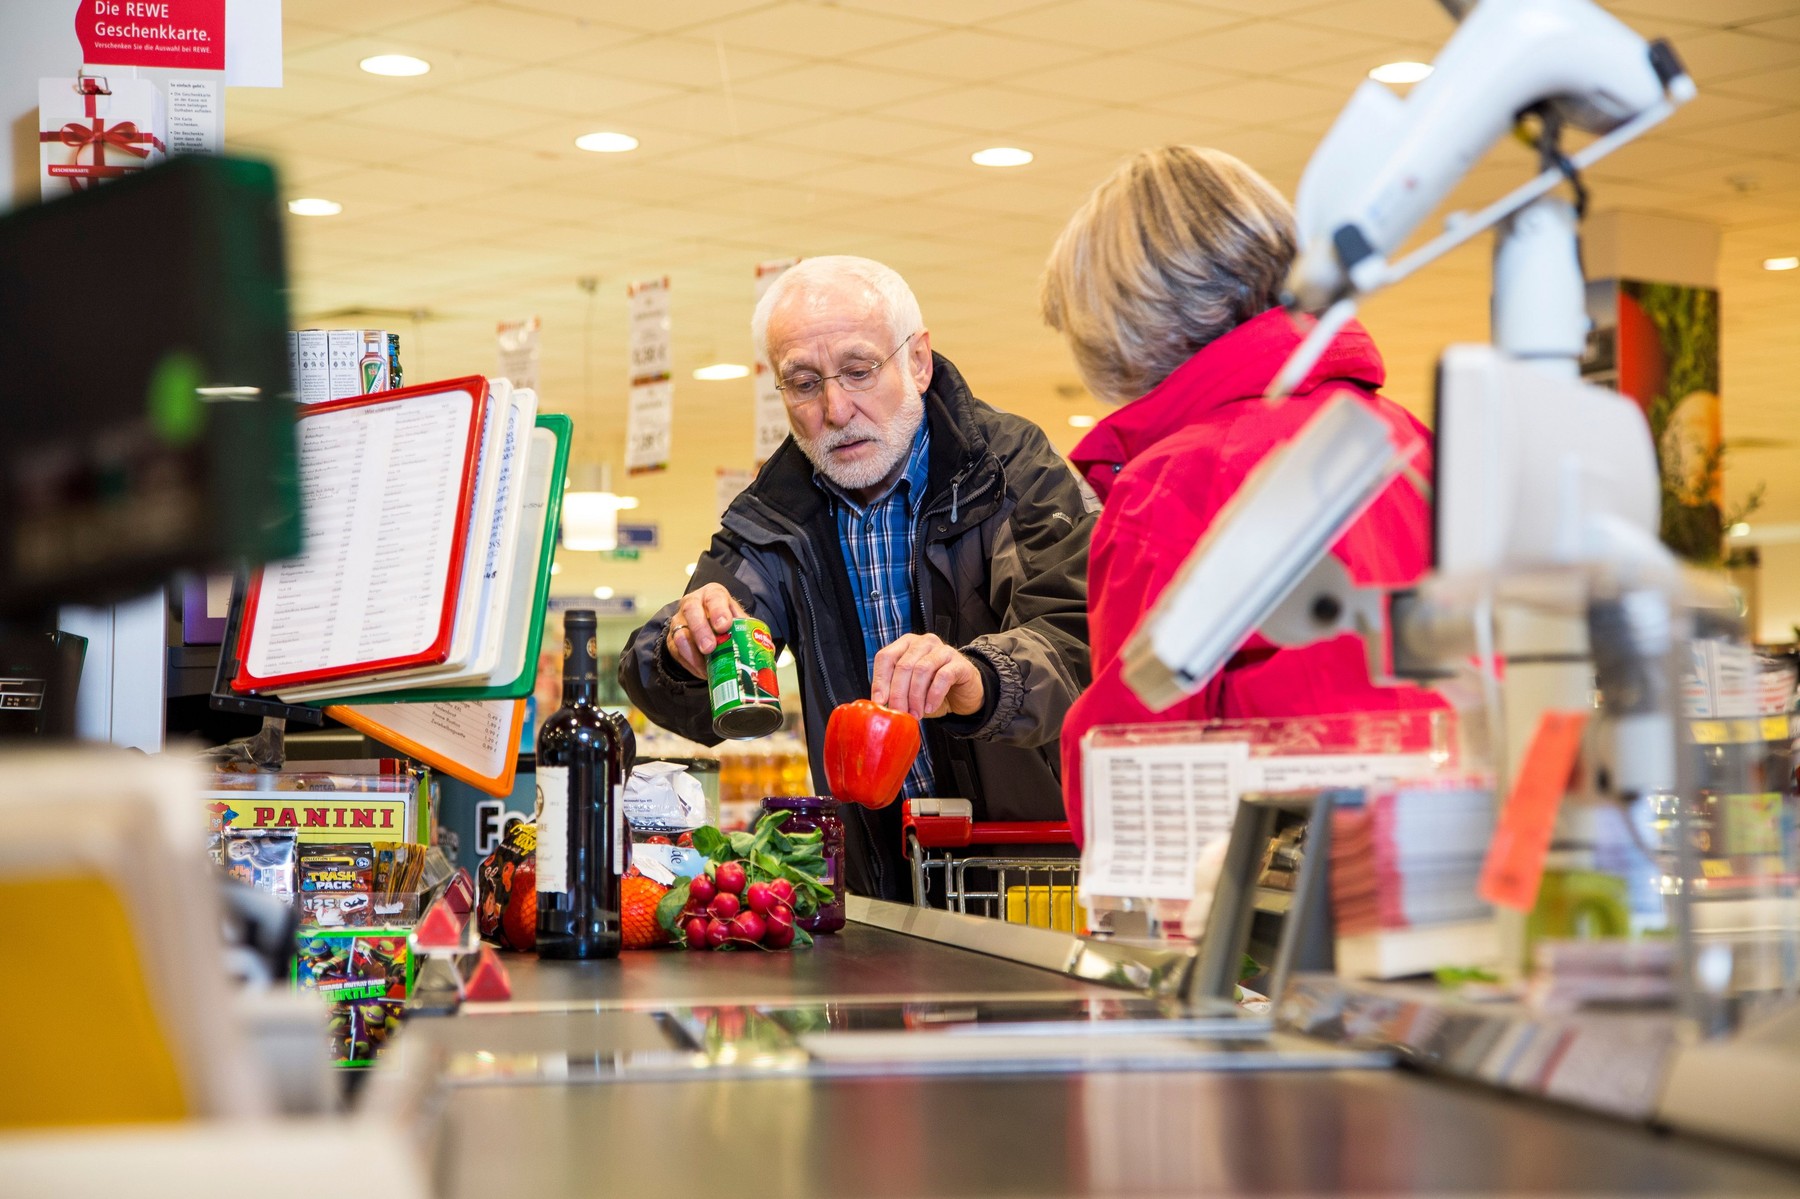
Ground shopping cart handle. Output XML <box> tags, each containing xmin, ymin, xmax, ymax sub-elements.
<box><xmin>903</xmin><ymin>800</ymin><xmax>1073</xmax><ymax>849</ymax></box>
<box><xmin>965</xmin><ymin>821</ymin><xmax>1073</xmax><ymax>846</ymax></box>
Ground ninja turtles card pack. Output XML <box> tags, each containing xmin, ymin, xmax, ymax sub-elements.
<box><xmin>293</xmin><ymin>929</ymin><xmax>414</xmax><ymax>1066</ymax></box>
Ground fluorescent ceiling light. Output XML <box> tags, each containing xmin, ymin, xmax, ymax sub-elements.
<box><xmin>1764</xmin><ymin>256</ymin><xmax>1799</xmax><ymax>271</ymax></box>
<box><xmin>1730</xmin><ymin>522</ymin><xmax>1752</xmax><ymax>537</ymax></box>
<box><xmin>972</xmin><ymin>146</ymin><xmax>1033</xmax><ymax>168</ymax></box>
<box><xmin>1370</xmin><ymin>61</ymin><xmax>1433</xmax><ymax>84</ymax></box>
<box><xmin>576</xmin><ymin>131</ymin><xmax>639</xmax><ymax>153</ymax></box>
<box><xmin>287</xmin><ymin>198</ymin><xmax>342</xmax><ymax>216</ymax></box>
<box><xmin>593</xmin><ymin>586</ymin><xmax>615</xmax><ymax>600</ymax></box>
<box><xmin>694</xmin><ymin>362</ymin><xmax>750</xmax><ymax>380</ymax></box>
<box><xmin>1068</xmin><ymin>414</ymin><xmax>1098</xmax><ymax>428</ymax></box>
<box><xmin>360</xmin><ymin>54</ymin><xmax>430</xmax><ymax>76</ymax></box>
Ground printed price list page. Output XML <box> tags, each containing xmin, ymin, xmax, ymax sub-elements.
<box><xmin>247</xmin><ymin>390</ymin><xmax>473</xmax><ymax>679</ymax></box>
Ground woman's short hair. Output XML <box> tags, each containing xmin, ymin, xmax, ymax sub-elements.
<box><xmin>1041</xmin><ymin>145</ymin><xmax>1297</xmax><ymax>405</ymax></box>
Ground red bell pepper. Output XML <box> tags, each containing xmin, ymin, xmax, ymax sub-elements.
<box><xmin>824</xmin><ymin>699</ymin><xmax>921</xmax><ymax>809</ymax></box>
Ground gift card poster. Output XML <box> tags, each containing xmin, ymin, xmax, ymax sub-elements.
<box><xmin>293</xmin><ymin>930</ymin><xmax>413</xmax><ymax>1067</ymax></box>
<box><xmin>1584</xmin><ymin>279</ymin><xmax>1723</xmax><ymax>563</ymax></box>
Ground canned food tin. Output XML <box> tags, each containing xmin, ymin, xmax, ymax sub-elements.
<box><xmin>708</xmin><ymin>616</ymin><xmax>782</xmax><ymax>739</ymax></box>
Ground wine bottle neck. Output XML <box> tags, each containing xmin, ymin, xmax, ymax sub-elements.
<box><xmin>561</xmin><ymin>620</ymin><xmax>600</xmax><ymax>698</ymax></box>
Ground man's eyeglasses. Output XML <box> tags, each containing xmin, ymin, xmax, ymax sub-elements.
<box><xmin>776</xmin><ymin>332</ymin><xmax>917</xmax><ymax>403</ymax></box>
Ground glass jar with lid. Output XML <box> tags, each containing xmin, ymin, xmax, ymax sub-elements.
<box><xmin>759</xmin><ymin>795</ymin><xmax>845</xmax><ymax>934</ymax></box>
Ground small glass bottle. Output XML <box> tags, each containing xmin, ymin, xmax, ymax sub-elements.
<box><xmin>760</xmin><ymin>796</ymin><xmax>846</xmax><ymax>934</ymax></box>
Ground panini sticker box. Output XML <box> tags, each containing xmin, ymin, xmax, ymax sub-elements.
<box><xmin>293</xmin><ymin>929</ymin><xmax>415</xmax><ymax>1067</ymax></box>
<box><xmin>204</xmin><ymin>792</ymin><xmax>415</xmax><ymax>845</ymax></box>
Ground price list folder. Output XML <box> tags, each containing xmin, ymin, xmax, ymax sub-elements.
<box><xmin>231</xmin><ymin>377</ymin><xmax>490</xmax><ymax>693</ymax></box>
<box><xmin>224</xmin><ymin>376</ymin><xmax>565</xmax><ymax>795</ymax></box>
<box><xmin>281</xmin><ymin>414</ymin><xmax>569</xmax><ymax>704</ymax></box>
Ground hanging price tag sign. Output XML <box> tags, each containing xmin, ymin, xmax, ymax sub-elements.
<box><xmin>752</xmin><ymin>257</ymin><xmax>799</xmax><ymax>466</ymax></box>
<box><xmin>625</xmin><ymin>379</ymin><xmax>672</xmax><ymax>475</ymax></box>
<box><xmin>628</xmin><ymin>277</ymin><xmax>672</xmax><ymax>384</ymax></box>
<box><xmin>625</xmin><ymin>278</ymin><xmax>672</xmax><ymax>474</ymax></box>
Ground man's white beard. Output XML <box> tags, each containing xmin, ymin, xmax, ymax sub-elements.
<box><xmin>797</xmin><ymin>387</ymin><xmax>925</xmax><ymax>492</ymax></box>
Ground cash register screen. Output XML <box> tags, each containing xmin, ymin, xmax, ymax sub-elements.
<box><xmin>0</xmin><ymin>155</ymin><xmax>299</xmax><ymax>617</ymax></box>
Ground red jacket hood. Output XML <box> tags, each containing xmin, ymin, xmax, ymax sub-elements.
<box><xmin>1069</xmin><ymin>309</ymin><xmax>1387</xmax><ymax>501</ymax></box>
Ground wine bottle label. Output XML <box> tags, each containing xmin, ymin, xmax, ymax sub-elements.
<box><xmin>536</xmin><ymin>765</ymin><xmax>569</xmax><ymax>895</ymax></box>
<box><xmin>614</xmin><ymin>781</ymin><xmax>625</xmax><ymax>877</ymax></box>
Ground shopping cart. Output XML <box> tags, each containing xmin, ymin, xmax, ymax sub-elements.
<box><xmin>902</xmin><ymin>798</ymin><xmax>1083</xmax><ymax>932</ymax></box>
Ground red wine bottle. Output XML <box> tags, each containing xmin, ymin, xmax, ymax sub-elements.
<box><xmin>535</xmin><ymin>610</ymin><xmax>623</xmax><ymax>959</ymax></box>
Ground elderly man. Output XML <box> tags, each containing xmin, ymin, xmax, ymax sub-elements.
<box><xmin>619</xmin><ymin>255</ymin><xmax>1094</xmax><ymax>899</ymax></box>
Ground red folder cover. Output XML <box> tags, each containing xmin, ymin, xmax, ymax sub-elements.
<box><xmin>232</xmin><ymin>376</ymin><xmax>490</xmax><ymax>693</ymax></box>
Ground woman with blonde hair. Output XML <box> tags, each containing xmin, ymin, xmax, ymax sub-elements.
<box><xmin>1043</xmin><ymin>145</ymin><xmax>1442</xmax><ymax>841</ymax></box>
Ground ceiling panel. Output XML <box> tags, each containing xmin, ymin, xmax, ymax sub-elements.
<box><xmin>729</xmin><ymin>61</ymin><xmax>962</xmax><ymax>110</ymax></box>
<box><xmin>443</xmin><ymin>65</ymin><xmax>684</xmax><ymax>116</ymax></box>
<box><xmin>555</xmin><ymin>36</ymin><xmax>805</xmax><ymax>89</ymax></box>
<box><xmin>980</xmin><ymin>1</ymin><xmax>1248</xmax><ymax>51</ymax></box>
<box><xmin>847</xmin><ymin>27</ymin><xmax>1097</xmax><ymax>81</ymax></box>
<box><xmin>678</xmin><ymin>3</ymin><xmax>940</xmax><ymax>56</ymax></box>
<box><xmin>1155</xmin><ymin>18</ymin><xmax>1396</xmax><ymax>73</ymax></box>
<box><xmin>1006</xmin><ymin>54</ymin><xmax>1244</xmax><ymax>106</ymax></box>
<box><xmin>291</xmin><ymin>0</ymin><xmax>479</xmax><ymax>34</ymax></box>
<box><xmin>882</xmin><ymin>83</ymin><xmax>1093</xmax><ymax>132</ymax></box>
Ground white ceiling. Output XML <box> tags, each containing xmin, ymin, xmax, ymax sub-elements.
<box><xmin>235</xmin><ymin>0</ymin><xmax>1800</xmax><ymax>609</ymax></box>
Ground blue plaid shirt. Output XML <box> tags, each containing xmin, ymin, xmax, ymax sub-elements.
<box><xmin>820</xmin><ymin>423</ymin><xmax>937</xmax><ymax>800</ymax></box>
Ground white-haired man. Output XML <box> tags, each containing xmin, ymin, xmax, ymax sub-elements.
<box><xmin>620</xmin><ymin>256</ymin><xmax>1095</xmax><ymax>899</ymax></box>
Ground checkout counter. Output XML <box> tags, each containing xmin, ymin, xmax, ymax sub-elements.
<box><xmin>375</xmin><ymin>900</ymin><xmax>1800</xmax><ymax>1197</ymax></box>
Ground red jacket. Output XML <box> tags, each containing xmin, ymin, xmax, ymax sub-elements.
<box><xmin>1062</xmin><ymin>310</ymin><xmax>1444</xmax><ymax>844</ymax></box>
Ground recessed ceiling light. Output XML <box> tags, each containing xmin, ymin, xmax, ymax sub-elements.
<box><xmin>550</xmin><ymin>562</ymin><xmax>563</xmax><ymax>575</ymax></box>
<box><xmin>693</xmin><ymin>363</ymin><xmax>750</xmax><ymax>381</ymax></box>
<box><xmin>575</xmin><ymin>131</ymin><xmax>639</xmax><ymax>153</ymax></box>
<box><xmin>1730</xmin><ymin>522</ymin><xmax>1752</xmax><ymax>537</ymax></box>
<box><xmin>1369</xmin><ymin>61</ymin><xmax>1433</xmax><ymax>84</ymax></box>
<box><xmin>287</xmin><ymin>198</ymin><xmax>342</xmax><ymax>217</ymax></box>
<box><xmin>1068</xmin><ymin>414</ymin><xmax>1098</xmax><ymax>429</ymax></box>
<box><xmin>972</xmin><ymin>146</ymin><xmax>1033</xmax><ymax>168</ymax></box>
<box><xmin>359</xmin><ymin>54</ymin><xmax>430</xmax><ymax>77</ymax></box>
<box><xmin>1765</xmin><ymin>256</ymin><xmax>1799</xmax><ymax>272</ymax></box>
<box><xmin>684</xmin><ymin>563</ymin><xmax>697</xmax><ymax>576</ymax></box>
<box><xmin>593</xmin><ymin>586</ymin><xmax>615</xmax><ymax>600</ymax></box>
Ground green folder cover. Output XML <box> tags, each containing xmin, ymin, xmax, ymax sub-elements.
<box><xmin>314</xmin><ymin>413</ymin><xmax>571</xmax><ymax>705</ymax></box>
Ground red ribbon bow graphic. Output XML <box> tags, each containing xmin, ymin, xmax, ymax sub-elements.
<box><xmin>39</xmin><ymin>91</ymin><xmax>163</xmax><ymax>191</ymax></box>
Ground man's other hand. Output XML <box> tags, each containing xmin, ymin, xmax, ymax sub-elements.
<box><xmin>871</xmin><ymin>634</ymin><xmax>984</xmax><ymax>719</ymax></box>
<box><xmin>665</xmin><ymin>582</ymin><xmax>747</xmax><ymax>679</ymax></box>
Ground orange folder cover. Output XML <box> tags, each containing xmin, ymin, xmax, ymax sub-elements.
<box><xmin>327</xmin><ymin>699</ymin><xmax>526</xmax><ymax>799</ymax></box>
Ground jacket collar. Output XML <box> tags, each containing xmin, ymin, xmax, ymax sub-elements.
<box><xmin>1068</xmin><ymin>309</ymin><xmax>1386</xmax><ymax>501</ymax></box>
<box><xmin>733</xmin><ymin>351</ymin><xmax>992</xmax><ymax>543</ymax></box>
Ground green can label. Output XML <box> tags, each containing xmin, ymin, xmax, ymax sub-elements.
<box><xmin>709</xmin><ymin>617</ymin><xmax>782</xmax><ymax>739</ymax></box>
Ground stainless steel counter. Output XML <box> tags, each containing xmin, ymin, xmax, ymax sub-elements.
<box><xmin>486</xmin><ymin>919</ymin><xmax>1104</xmax><ymax>1010</ymax></box>
<box><xmin>437</xmin><ymin>1068</ymin><xmax>1800</xmax><ymax>1197</ymax></box>
<box><xmin>390</xmin><ymin>917</ymin><xmax>1800</xmax><ymax>1197</ymax></box>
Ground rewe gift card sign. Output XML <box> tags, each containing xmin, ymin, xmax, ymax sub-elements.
<box><xmin>78</xmin><ymin>0</ymin><xmax>226</xmax><ymax>71</ymax></box>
